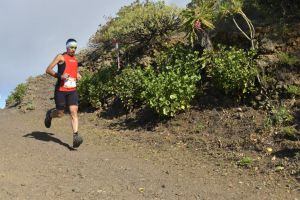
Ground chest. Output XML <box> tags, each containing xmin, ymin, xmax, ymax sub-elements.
<box><xmin>58</xmin><ymin>55</ymin><xmax>78</xmax><ymax>76</ymax></box>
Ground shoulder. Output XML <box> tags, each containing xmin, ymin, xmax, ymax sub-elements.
<box><xmin>54</xmin><ymin>53</ymin><xmax>65</xmax><ymax>64</ymax></box>
<box><xmin>56</xmin><ymin>53</ymin><xmax>66</xmax><ymax>60</ymax></box>
<box><xmin>55</xmin><ymin>53</ymin><xmax>64</xmax><ymax>59</ymax></box>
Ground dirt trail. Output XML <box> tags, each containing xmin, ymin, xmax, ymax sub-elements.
<box><xmin>0</xmin><ymin>107</ymin><xmax>298</xmax><ymax>199</ymax></box>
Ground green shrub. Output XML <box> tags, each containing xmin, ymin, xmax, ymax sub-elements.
<box><xmin>6</xmin><ymin>83</ymin><xmax>27</xmax><ymax>106</ymax></box>
<box><xmin>281</xmin><ymin>126</ymin><xmax>297</xmax><ymax>137</ymax></box>
<box><xmin>77</xmin><ymin>66</ymin><xmax>117</xmax><ymax>109</ymax></box>
<box><xmin>89</xmin><ymin>1</ymin><xmax>181</xmax><ymax>65</ymax></box>
<box><xmin>111</xmin><ymin>67</ymin><xmax>146</xmax><ymax>110</ymax></box>
<box><xmin>201</xmin><ymin>45</ymin><xmax>258</xmax><ymax>96</ymax></box>
<box><xmin>286</xmin><ymin>85</ymin><xmax>300</xmax><ymax>97</ymax></box>
<box><xmin>77</xmin><ymin>71</ymin><xmax>93</xmax><ymax>106</ymax></box>
<box><xmin>155</xmin><ymin>45</ymin><xmax>201</xmax><ymax>75</ymax></box>
<box><xmin>277</xmin><ymin>52</ymin><xmax>300</xmax><ymax>66</ymax></box>
<box><xmin>78</xmin><ymin>45</ymin><xmax>202</xmax><ymax>116</ymax></box>
<box><xmin>270</xmin><ymin>106</ymin><xmax>294</xmax><ymax>126</ymax></box>
<box><xmin>25</xmin><ymin>102</ymin><xmax>35</xmax><ymax>111</ymax></box>
<box><xmin>142</xmin><ymin>70</ymin><xmax>199</xmax><ymax>117</ymax></box>
<box><xmin>142</xmin><ymin>46</ymin><xmax>201</xmax><ymax>117</ymax></box>
<box><xmin>237</xmin><ymin>156</ymin><xmax>253</xmax><ymax>167</ymax></box>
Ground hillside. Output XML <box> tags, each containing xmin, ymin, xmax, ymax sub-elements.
<box><xmin>2</xmin><ymin>1</ymin><xmax>300</xmax><ymax>198</ymax></box>
<box><xmin>3</xmin><ymin>45</ymin><xmax>299</xmax><ymax>199</ymax></box>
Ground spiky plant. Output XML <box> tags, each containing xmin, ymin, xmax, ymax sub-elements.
<box><xmin>181</xmin><ymin>0</ymin><xmax>217</xmax><ymax>45</ymax></box>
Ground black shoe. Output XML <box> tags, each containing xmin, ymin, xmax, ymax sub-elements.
<box><xmin>73</xmin><ymin>133</ymin><xmax>83</xmax><ymax>148</ymax></box>
<box><xmin>44</xmin><ymin>110</ymin><xmax>52</xmax><ymax>128</ymax></box>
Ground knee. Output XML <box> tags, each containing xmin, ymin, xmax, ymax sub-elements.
<box><xmin>70</xmin><ymin>110</ymin><xmax>78</xmax><ymax>119</ymax></box>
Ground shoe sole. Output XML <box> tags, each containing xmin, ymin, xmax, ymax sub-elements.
<box><xmin>44</xmin><ymin>110</ymin><xmax>52</xmax><ymax>128</ymax></box>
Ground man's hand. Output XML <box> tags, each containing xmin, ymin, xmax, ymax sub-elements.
<box><xmin>61</xmin><ymin>73</ymin><xmax>70</xmax><ymax>80</ymax></box>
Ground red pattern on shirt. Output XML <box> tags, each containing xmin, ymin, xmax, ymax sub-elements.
<box><xmin>58</xmin><ymin>54</ymin><xmax>78</xmax><ymax>92</ymax></box>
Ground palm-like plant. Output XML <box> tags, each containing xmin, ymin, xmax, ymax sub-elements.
<box><xmin>182</xmin><ymin>0</ymin><xmax>256</xmax><ymax>49</ymax></box>
<box><xmin>181</xmin><ymin>0</ymin><xmax>217</xmax><ymax>46</ymax></box>
<box><xmin>218</xmin><ymin>0</ymin><xmax>256</xmax><ymax>49</ymax></box>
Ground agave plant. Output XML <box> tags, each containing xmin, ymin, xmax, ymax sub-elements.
<box><xmin>181</xmin><ymin>0</ymin><xmax>217</xmax><ymax>45</ymax></box>
<box><xmin>182</xmin><ymin>0</ymin><xmax>256</xmax><ymax>49</ymax></box>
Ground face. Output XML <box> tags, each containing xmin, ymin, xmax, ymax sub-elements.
<box><xmin>67</xmin><ymin>45</ymin><xmax>77</xmax><ymax>56</ymax></box>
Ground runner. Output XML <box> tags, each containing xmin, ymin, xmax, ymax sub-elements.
<box><xmin>44</xmin><ymin>38</ymin><xmax>83</xmax><ymax>148</ymax></box>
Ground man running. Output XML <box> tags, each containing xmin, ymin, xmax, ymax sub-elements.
<box><xmin>44</xmin><ymin>38</ymin><xmax>83</xmax><ymax>148</ymax></box>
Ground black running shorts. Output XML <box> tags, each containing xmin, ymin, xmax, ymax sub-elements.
<box><xmin>54</xmin><ymin>90</ymin><xmax>79</xmax><ymax>110</ymax></box>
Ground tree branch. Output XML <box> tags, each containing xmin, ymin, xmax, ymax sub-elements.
<box><xmin>232</xmin><ymin>17</ymin><xmax>251</xmax><ymax>41</ymax></box>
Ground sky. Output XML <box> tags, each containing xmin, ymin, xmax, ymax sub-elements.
<box><xmin>0</xmin><ymin>0</ymin><xmax>189</xmax><ymax>108</ymax></box>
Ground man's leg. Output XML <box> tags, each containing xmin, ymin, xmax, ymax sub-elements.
<box><xmin>50</xmin><ymin>109</ymin><xmax>64</xmax><ymax>118</ymax></box>
<box><xmin>70</xmin><ymin>105</ymin><xmax>83</xmax><ymax>148</ymax></box>
<box><xmin>68</xmin><ymin>91</ymin><xmax>83</xmax><ymax>148</ymax></box>
<box><xmin>44</xmin><ymin>109</ymin><xmax>64</xmax><ymax>128</ymax></box>
<box><xmin>44</xmin><ymin>90</ymin><xmax>65</xmax><ymax>128</ymax></box>
<box><xmin>69</xmin><ymin>105</ymin><xmax>78</xmax><ymax>133</ymax></box>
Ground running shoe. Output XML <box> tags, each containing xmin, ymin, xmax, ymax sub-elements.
<box><xmin>44</xmin><ymin>110</ymin><xmax>52</xmax><ymax>128</ymax></box>
<box><xmin>73</xmin><ymin>133</ymin><xmax>83</xmax><ymax>148</ymax></box>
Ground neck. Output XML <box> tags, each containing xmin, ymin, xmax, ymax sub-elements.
<box><xmin>66</xmin><ymin>52</ymin><xmax>74</xmax><ymax>57</ymax></box>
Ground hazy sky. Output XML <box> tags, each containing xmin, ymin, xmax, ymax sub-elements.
<box><xmin>0</xmin><ymin>0</ymin><xmax>189</xmax><ymax>108</ymax></box>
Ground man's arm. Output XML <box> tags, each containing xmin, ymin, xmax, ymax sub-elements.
<box><xmin>46</xmin><ymin>54</ymin><xmax>64</xmax><ymax>78</ymax></box>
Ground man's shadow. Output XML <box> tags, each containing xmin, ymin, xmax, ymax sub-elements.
<box><xmin>23</xmin><ymin>131</ymin><xmax>76</xmax><ymax>151</ymax></box>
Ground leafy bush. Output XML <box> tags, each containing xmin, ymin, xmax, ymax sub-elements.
<box><xmin>77</xmin><ymin>71</ymin><xmax>93</xmax><ymax>106</ymax></box>
<box><xmin>277</xmin><ymin>52</ymin><xmax>300</xmax><ymax>66</ymax></box>
<box><xmin>142</xmin><ymin>46</ymin><xmax>201</xmax><ymax>116</ymax></box>
<box><xmin>201</xmin><ymin>45</ymin><xmax>258</xmax><ymax>96</ymax></box>
<box><xmin>281</xmin><ymin>126</ymin><xmax>297</xmax><ymax>138</ymax></box>
<box><xmin>89</xmin><ymin>1</ymin><xmax>181</xmax><ymax>65</ymax></box>
<box><xmin>237</xmin><ymin>156</ymin><xmax>253</xmax><ymax>167</ymax></box>
<box><xmin>270</xmin><ymin>106</ymin><xmax>294</xmax><ymax>126</ymax></box>
<box><xmin>286</xmin><ymin>85</ymin><xmax>300</xmax><ymax>97</ymax></box>
<box><xmin>111</xmin><ymin>67</ymin><xmax>146</xmax><ymax>110</ymax></box>
<box><xmin>142</xmin><ymin>70</ymin><xmax>199</xmax><ymax>117</ymax></box>
<box><xmin>77</xmin><ymin>66</ymin><xmax>117</xmax><ymax>109</ymax></box>
<box><xmin>155</xmin><ymin>45</ymin><xmax>201</xmax><ymax>75</ymax></box>
<box><xmin>6</xmin><ymin>83</ymin><xmax>27</xmax><ymax>106</ymax></box>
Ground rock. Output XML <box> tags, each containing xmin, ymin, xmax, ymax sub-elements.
<box><xmin>235</xmin><ymin>113</ymin><xmax>243</xmax><ymax>119</ymax></box>
<box><xmin>294</xmin><ymin>99</ymin><xmax>300</xmax><ymax>107</ymax></box>
<box><xmin>72</xmin><ymin>188</ymin><xmax>80</xmax><ymax>193</ymax></box>
<box><xmin>271</xmin><ymin>156</ymin><xmax>276</xmax><ymax>161</ymax></box>
<box><xmin>138</xmin><ymin>187</ymin><xmax>145</xmax><ymax>193</ymax></box>
<box><xmin>275</xmin><ymin>166</ymin><xmax>284</xmax><ymax>171</ymax></box>
<box><xmin>256</xmin><ymin>59</ymin><xmax>269</xmax><ymax>68</ymax></box>
<box><xmin>266</xmin><ymin>147</ymin><xmax>273</xmax><ymax>153</ymax></box>
<box><xmin>255</xmin><ymin>95</ymin><xmax>262</xmax><ymax>101</ymax></box>
<box><xmin>256</xmin><ymin>54</ymin><xmax>280</xmax><ymax>68</ymax></box>
<box><xmin>260</xmin><ymin>38</ymin><xmax>277</xmax><ymax>53</ymax></box>
<box><xmin>255</xmin><ymin>186</ymin><xmax>262</xmax><ymax>190</ymax></box>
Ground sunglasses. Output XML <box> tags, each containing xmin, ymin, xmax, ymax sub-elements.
<box><xmin>69</xmin><ymin>46</ymin><xmax>77</xmax><ymax>49</ymax></box>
